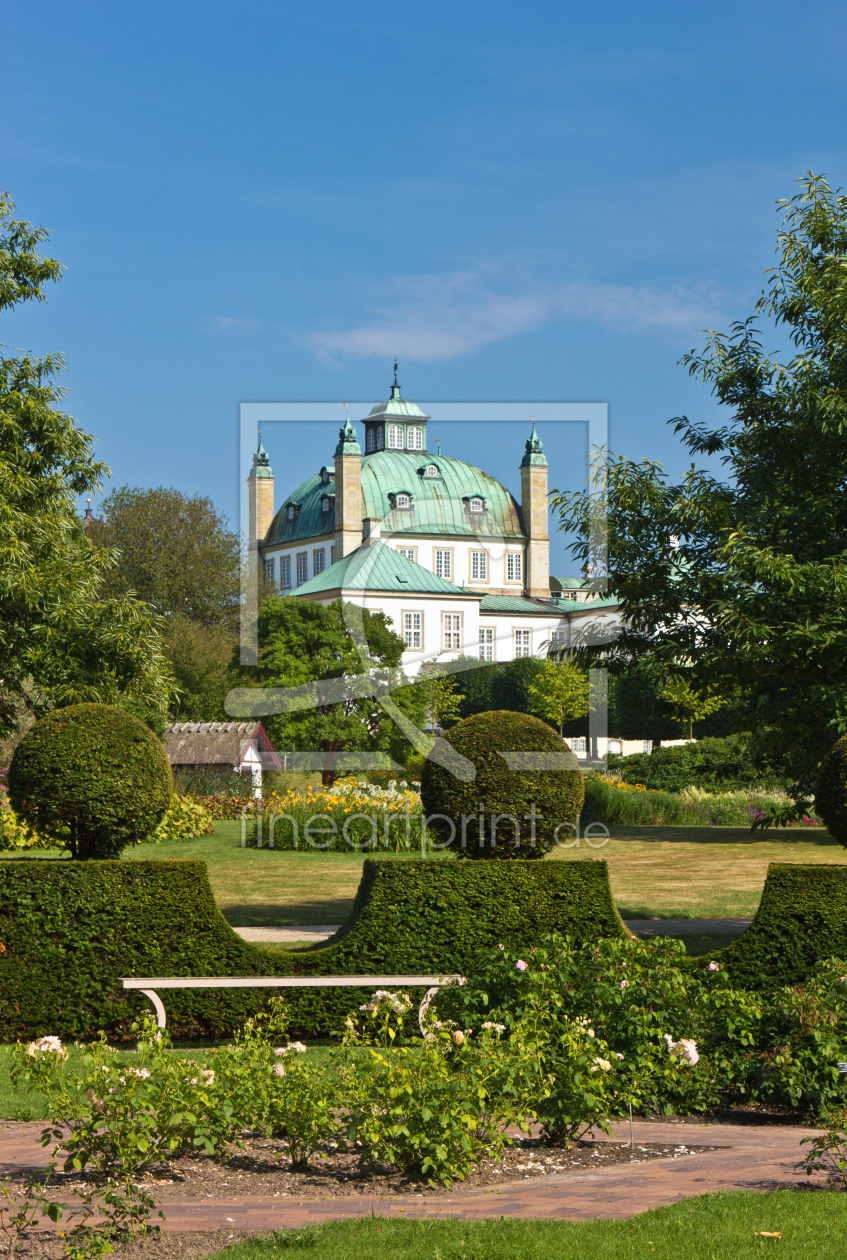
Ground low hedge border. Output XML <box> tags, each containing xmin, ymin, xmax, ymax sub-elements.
<box><xmin>0</xmin><ymin>857</ymin><xmax>627</xmax><ymax>1041</ymax></box>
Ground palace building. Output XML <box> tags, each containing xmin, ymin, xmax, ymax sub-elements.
<box><xmin>248</xmin><ymin>371</ymin><xmax>619</xmax><ymax>673</ymax></box>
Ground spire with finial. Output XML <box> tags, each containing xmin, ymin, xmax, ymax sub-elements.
<box><xmin>390</xmin><ymin>360</ymin><xmax>401</xmax><ymax>401</ymax></box>
<box><xmin>251</xmin><ymin>427</ymin><xmax>273</xmax><ymax>478</ymax></box>
<box><xmin>521</xmin><ymin>416</ymin><xmax>547</xmax><ymax>467</ymax></box>
<box><xmin>336</xmin><ymin>403</ymin><xmax>361</xmax><ymax>455</ymax></box>
<box><xmin>83</xmin><ymin>495</ymin><xmax>93</xmax><ymax>525</ymax></box>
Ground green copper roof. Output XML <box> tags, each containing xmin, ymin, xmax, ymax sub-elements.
<box><xmin>264</xmin><ymin>470</ymin><xmax>335</xmax><ymax>545</ymax></box>
<box><xmin>479</xmin><ymin>595</ymin><xmax>562</xmax><ymax>616</ymax></box>
<box><xmin>294</xmin><ymin>541</ymin><xmax>462</xmax><ymax>597</ymax></box>
<box><xmin>361</xmin><ymin>451</ymin><xmax>525</xmax><ymax>539</ymax></box>
<box><xmin>551</xmin><ymin>575</ymin><xmax>591</xmax><ymax>589</ymax></box>
<box><xmin>361</xmin><ymin>366</ymin><xmax>430</xmax><ymax>423</ymax></box>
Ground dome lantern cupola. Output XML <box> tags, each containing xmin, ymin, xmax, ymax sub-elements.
<box><xmin>362</xmin><ymin>363</ymin><xmax>430</xmax><ymax>455</ymax></box>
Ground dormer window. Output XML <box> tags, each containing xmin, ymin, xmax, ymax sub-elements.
<box><xmin>321</xmin><ymin>497</ymin><xmax>331</xmax><ymax>513</ymax></box>
<box><xmin>320</xmin><ymin>467</ymin><xmax>330</xmax><ymax>484</ymax></box>
<box><xmin>469</xmin><ymin>497</ymin><xmax>484</xmax><ymax>513</ymax></box>
<box><xmin>395</xmin><ymin>493</ymin><xmax>411</xmax><ymax>510</ymax></box>
<box><xmin>406</xmin><ymin>426</ymin><xmax>423</xmax><ymax>450</ymax></box>
<box><xmin>388</xmin><ymin>425</ymin><xmax>404</xmax><ymax>449</ymax></box>
<box><xmin>286</xmin><ymin>505</ymin><xmax>296</xmax><ymax>521</ymax></box>
<box><xmin>425</xmin><ymin>464</ymin><xmax>439</xmax><ymax>477</ymax></box>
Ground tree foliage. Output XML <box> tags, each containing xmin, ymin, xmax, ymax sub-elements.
<box><xmin>527</xmin><ymin>658</ymin><xmax>590</xmax><ymax>736</ymax></box>
<box><xmin>552</xmin><ymin>173</ymin><xmax>847</xmax><ymax>798</ymax></box>
<box><xmin>0</xmin><ymin>193</ymin><xmax>174</xmax><ymax>737</ymax></box>
<box><xmin>88</xmin><ymin>485</ymin><xmax>240</xmax><ymax>627</ymax></box>
<box><xmin>228</xmin><ymin>597</ymin><xmax>409</xmax><ymax>784</ymax></box>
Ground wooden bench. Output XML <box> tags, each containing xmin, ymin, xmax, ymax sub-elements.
<box><xmin>121</xmin><ymin>975</ymin><xmax>462</xmax><ymax>1036</ymax></box>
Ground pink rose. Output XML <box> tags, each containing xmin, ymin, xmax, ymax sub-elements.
<box><xmin>516</xmin><ymin>960</ymin><xmax>528</xmax><ymax>972</ymax></box>
<box><xmin>709</xmin><ymin>962</ymin><xmax>720</xmax><ymax>972</ymax></box>
<box><xmin>452</xmin><ymin>1031</ymin><xmax>464</xmax><ymax>1045</ymax></box>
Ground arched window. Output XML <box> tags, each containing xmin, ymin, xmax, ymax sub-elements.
<box><xmin>287</xmin><ymin>505</ymin><xmax>295</xmax><ymax>521</ymax></box>
<box><xmin>320</xmin><ymin>467</ymin><xmax>330</xmax><ymax>484</ymax></box>
<box><xmin>395</xmin><ymin>493</ymin><xmax>411</xmax><ymax>510</ymax></box>
<box><xmin>376</xmin><ymin>427</ymin><xmax>384</xmax><ymax>449</ymax></box>
<box><xmin>406</xmin><ymin>427</ymin><xmax>423</xmax><ymax>450</ymax></box>
<box><xmin>387</xmin><ymin>425</ymin><xmax>404</xmax><ymax>449</ymax></box>
<box><xmin>469</xmin><ymin>497</ymin><xmax>484</xmax><ymax>513</ymax></box>
<box><xmin>426</xmin><ymin>464</ymin><xmax>439</xmax><ymax>477</ymax></box>
<box><xmin>365</xmin><ymin>429</ymin><xmax>375</xmax><ymax>453</ymax></box>
<box><xmin>321</xmin><ymin>497</ymin><xmax>330</xmax><ymax>513</ymax></box>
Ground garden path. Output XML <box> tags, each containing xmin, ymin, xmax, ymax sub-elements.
<box><xmin>0</xmin><ymin>1119</ymin><xmax>824</xmax><ymax>1227</ymax></box>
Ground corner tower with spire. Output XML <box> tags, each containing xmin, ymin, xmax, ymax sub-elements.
<box><xmin>248</xmin><ymin>430</ymin><xmax>275</xmax><ymax>544</ymax></box>
<box><xmin>520</xmin><ymin>421</ymin><xmax>550</xmax><ymax>599</ymax></box>
<box><xmin>334</xmin><ymin>406</ymin><xmax>363</xmax><ymax>559</ymax></box>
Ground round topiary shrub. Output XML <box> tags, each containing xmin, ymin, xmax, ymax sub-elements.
<box><xmin>420</xmin><ymin>710</ymin><xmax>584</xmax><ymax>859</ymax></box>
<box><xmin>8</xmin><ymin>704</ymin><xmax>173</xmax><ymax>860</ymax></box>
<box><xmin>815</xmin><ymin>735</ymin><xmax>847</xmax><ymax>844</ymax></box>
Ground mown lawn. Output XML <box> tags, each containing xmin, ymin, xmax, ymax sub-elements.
<box><xmin>214</xmin><ymin>1191</ymin><xmax>847</xmax><ymax>1259</ymax></box>
<box><xmin>119</xmin><ymin>821</ymin><xmax>847</xmax><ymax>925</ymax></box>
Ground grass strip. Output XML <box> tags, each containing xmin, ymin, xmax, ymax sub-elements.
<box><xmin>215</xmin><ymin>1190</ymin><xmax>847</xmax><ymax>1258</ymax></box>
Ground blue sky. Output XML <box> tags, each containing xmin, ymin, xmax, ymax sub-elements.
<box><xmin>2</xmin><ymin>0</ymin><xmax>845</xmax><ymax>570</ymax></box>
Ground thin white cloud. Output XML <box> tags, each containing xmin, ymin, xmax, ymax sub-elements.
<box><xmin>303</xmin><ymin>270</ymin><xmax>725</xmax><ymax>364</ymax></box>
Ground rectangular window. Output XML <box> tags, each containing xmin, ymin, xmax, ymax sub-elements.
<box><xmin>330</xmin><ymin>545</ymin><xmax>336</xmax><ymax>565</ymax></box>
<box><xmin>479</xmin><ymin>626</ymin><xmax>495</xmax><ymax>661</ymax></box>
<box><xmin>402</xmin><ymin>611</ymin><xmax>422</xmax><ymax>649</ymax></box>
<box><xmin>514</xmin><ymin>628</ymin><xmax>531</xmax><ymax>658</ymax></box>
<box><xmin>280</xmin><ymin>556</ymin><xmax>291</xmax><ymax>588</ymax></box>
<box><xmin>396</xmin><ymin>546</ymin><xmax>417</xmax><ymax>562</ymax></box>
<box><xmin>296</xmin><ymin>552</ymin><xmax>308</xmax><ymax>585</ymax></box>
<box><xmin>406</xmin><ymin>426</ymin><xmax>423</xmax><ymax>450</ymax></box>
<box><xmin>506</xmin><ymin>552</ymin><xmax>523</xmax><ymax>583</ymax></box>
<box><xmin>567</xmin><ymin>736</ymin><xmax>586</xmax><ymax>753</ymax></box>
<box><xmin>434</xmin><ymin>549</ymin><xmax>452</xmax><ymax>580</ymax></box>
<box><xmin>313</xmin><ymin>548</ymin><xmax>325</xmax><ymax>575</ymax></box>
<box><xmin>388</xmin><ymin>425</ymin><xmax>404</xmax><ymax>449</ymax></box>
<box><xmin>443</xmin><ymin>613</ymin><xmax>462</xmax><ymax>651</ymax></box>
<box><xmin>470</xmin><ymin>550</ymin><xmax>488</xmax><ymax>582</ymax></box>
<box><xmin>263</xmin><ymin>557</ymin><xmax>275</xmax><ymax>584</ymax></box>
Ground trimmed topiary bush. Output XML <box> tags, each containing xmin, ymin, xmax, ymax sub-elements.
<box><xmin>420</xmin><ymin>710</ymin><xmax>584</xmax><ymax>858</ymax></box>
<box><xmin>815</xmin><ymin>735</ymin><xmax>847</xmax><ymax>844</ymax></box>
<box><xmin>8</xmin><ymin>704</ymin><xmax>173</xmax><ymax>859</ymax></box>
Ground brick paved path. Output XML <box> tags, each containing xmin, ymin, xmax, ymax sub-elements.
<box><xmin>0</xmin><ymin>1119</ymin><xmax>820</xmax><ymax>1228</ymax></box>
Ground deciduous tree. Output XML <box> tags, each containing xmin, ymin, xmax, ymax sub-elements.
<box><xmin>552</xmin><ymin>173</ymin><xmax>847</xmax><ymax>804</ymax></box>
<box><xmin>0</xmin><ymin>193</ymin><xmax>173</xmax><ymax>736</ymax></box>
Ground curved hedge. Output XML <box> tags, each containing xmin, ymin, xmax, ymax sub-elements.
<box><xmin>8</xmin><ymin>705</ymin><xmax>173</xmax><ymax>859</ymax></box>
<box><xmin>702</xmin><ymin>863</ymin><xmax>847</xmax><ymax>990</ymax></box>
<box><xmin>420</xmin><ymin>710</ymin><xmax>584</xmax><ymax>858</ymax></box>
<box><xmin>815</xmin><ymin>737</ymin><xmax>847</xmax><ymax>845</ymax></box>
<box><xmin>0</xmin><ymin>857</ymin><xmax>626</xmax><ymax>1041</ymax></box>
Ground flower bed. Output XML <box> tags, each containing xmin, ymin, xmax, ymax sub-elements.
<box><xmin>248</xmin><ymin>778</ymin><xmax>424</xmax><ymax>852</ymax></box>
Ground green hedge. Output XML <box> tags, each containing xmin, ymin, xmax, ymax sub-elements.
<box><xmin>0</xmin><ymin>857</ymin><xmax>626</xmax><ymax>1041</ymax></box>
<box><xmin>704</xmin><ymin>863</ymin><xmax>847</xmax><ymax>990</ymax></box>
<box><xmin>608</xmin><ymin>734</ymin><xmax>789</xmax><ymax>794</ymax></box>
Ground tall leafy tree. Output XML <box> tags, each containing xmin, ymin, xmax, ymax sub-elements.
<box><xmin>527</xmin><ymin>658</ymin><xmax>590</xmax><ymax>736</ymax></box>
<box><xmin>88</xmin><ymin>485</ymin><xmax>240</xmax><ymax>627</ymax></box>
<box><xmin>552</xmin><ymin>173</ymin><xmax>847</xmax><ymax>803</ymax></box>
<box><xmin>228</xmin><ymin>597</ymin><xmax>409</xmax><ymax>784</ymax></box>
<box><xmin>0</xmin><ymin>193</ymin><xmax>174</xmax><ymax>736</ymax></box>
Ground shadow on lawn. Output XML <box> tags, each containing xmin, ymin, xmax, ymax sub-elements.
<box><xmin>609</xmin><ymin>825</ymin><xmax>838</xmax><ymax>847</ymax></box>
<box><xmin>221</xmin><ymin>901</ymin><xmax>352</xmax><ymax>927</ymax></box>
